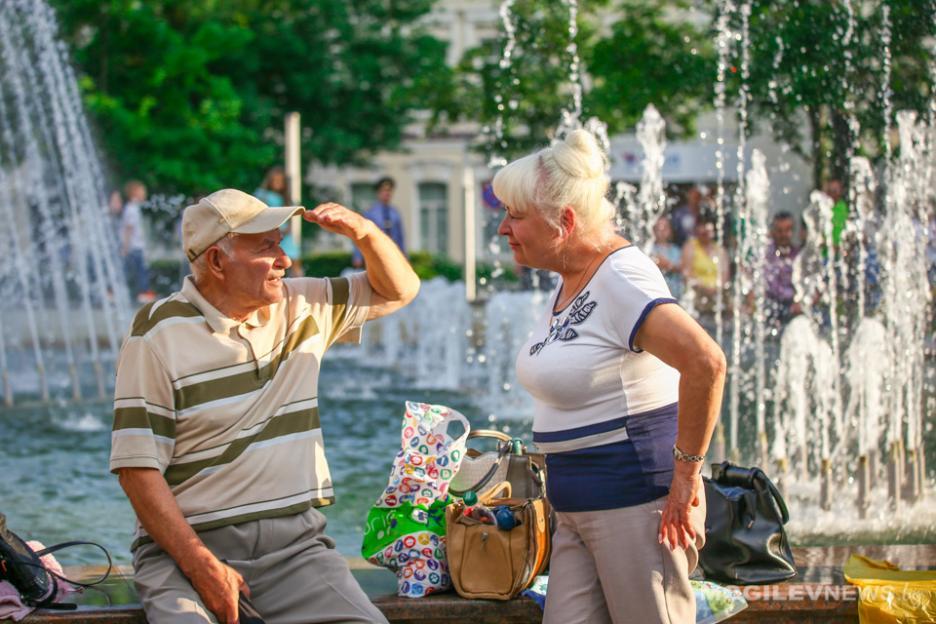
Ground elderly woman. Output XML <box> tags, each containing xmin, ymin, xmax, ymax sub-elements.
<box><xmin>494</xmin><ymin>130</ymin><xmax>726</xmax><ymax>624</ymax></box>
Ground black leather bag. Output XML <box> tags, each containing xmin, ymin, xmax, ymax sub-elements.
<box><xmin>699</xmin><ymin>462</ymin><xmax>796</xmax><ymax>585</ymax></box>
<box><xmin>0</xmin><ymin>512</ymin><xmax>112</xmax><ymax>609</ymax></box>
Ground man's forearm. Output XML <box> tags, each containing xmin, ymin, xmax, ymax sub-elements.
<box><xmin>356</xmin><ymin>223</ymin><xmax>419</xmax><ymax>302</ymax></box>
<box><xmin>117</xmin><ymin>467</ymin><xmax>218</xmax><ymax>577</ymax></box>
<box><xmin>117</xmin><ymin>468</ymin><xmax>244</xmax><ymax>623</ymax></box>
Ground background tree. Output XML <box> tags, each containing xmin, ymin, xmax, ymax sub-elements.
<box><xmin>744</xmin><ymin>0</ymin><xmax>935</xmax><ymax>189</ymax></box>
<box><xmin>52</xmin><ymin>0</ymin><xmax>451</xmax><ymax>196</ymax></box>
<box><xmin>430</xmin><ymin>0</ymin><xmax>713</xmax><ymax>161</ymax></box>
<box><xmin>587</xmin><ymin>1</ymin><xmax>713</xmax><ymax>137</ymax></box>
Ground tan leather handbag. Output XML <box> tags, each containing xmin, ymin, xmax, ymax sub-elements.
<box><xmin>445</xmin><ymin>482</ymin><xmax>551</xmax><ymax>600</ymax></box>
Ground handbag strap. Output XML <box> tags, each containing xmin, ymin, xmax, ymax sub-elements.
<box><xmin>478</xmin><ymin>481</ymin><xmax>512</xmax><ymax>504</ymax></box>
<box><xmin>9</xmin><ymin>541</ymin><xmax>111</xmax><ymax>610</ymax></box>
<box><xmin>32</xmin><ymin>541</ymin><xmax>113</xmax><ymax>589</ymax></box>
<box><xmin>711</xmin><ymin>462</ymin><xmax>790</xmax><ymax>525</ymax></box>
<box><xmin>752</xmin><ymin>471</ymin><xmax>790</xmax><ymax>525</ymax></box>
<box><xmin>466</xmin><ymin>429</ymin><xmax>513</xmax><ymax>444</ymax></box>
<box><xmin>449</xmin><ymin>443</ymin><xmax>510</xmax><ymax>497</ymax></box>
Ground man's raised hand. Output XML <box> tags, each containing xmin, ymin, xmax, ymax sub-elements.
<box><xmin>304</xmin><ymin>203</ymin><xmax>376</xmax><ymax>242</ymax></box>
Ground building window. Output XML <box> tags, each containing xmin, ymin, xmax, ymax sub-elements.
<box><xmin>350</xmin><ymin>182</ymin><xmax>377</xmax><ymax>214</ymax></box>
<box><xmin>418</xmin><ymin>182</ymin><xmax>448</xmax><ymax>255</ymax></box>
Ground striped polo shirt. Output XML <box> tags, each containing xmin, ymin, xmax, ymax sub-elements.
<box><xmin>110</xmin><ymin>273</ymin><xmax>370</xmax><ymax>547</ymax></box>
<box><xmin>516</xmin><ymin>246</ymin><xmax>680</xmax><ymax>512</ymax></box>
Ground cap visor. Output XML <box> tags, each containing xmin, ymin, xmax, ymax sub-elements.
<box><xmin>233</xmin><ymin>206</ymin><xmax>304</xmax><ymax>235</ymax></box>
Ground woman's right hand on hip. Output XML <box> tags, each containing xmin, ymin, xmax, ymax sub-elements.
<box><xmin>658</xmin><ymin>465</ymin><xmax>702</xmax><ymax>551</ymax></box>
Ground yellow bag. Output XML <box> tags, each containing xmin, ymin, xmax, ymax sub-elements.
<box><xmin>844</xmin><ymin>554</ymin><xmax>936</xmax><ymax>623</ymax></box>
<box><xmin>445</xmin><ymin>482</ymin><xmax>551</xmax><ymax>600</ymax></box>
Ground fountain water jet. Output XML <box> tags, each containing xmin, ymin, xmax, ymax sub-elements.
<box><xmin>0</xmin><ymin>0</ymin><xmax>129</xmax><ymax>404</ymax></box>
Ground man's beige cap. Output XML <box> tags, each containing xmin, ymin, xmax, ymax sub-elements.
<box><xmin>182</xmin><ymin>189</ymin><xmax>304</xmax><ymax>261</ymax></box>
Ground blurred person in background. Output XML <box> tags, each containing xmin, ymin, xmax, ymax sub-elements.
<box><xmin>109</xmin><ymin>189</ymin><xmax>124</xmax><ymax>242</ymax></box>
<box><xmin>681</xmin><ymin>213</ymin><xmax>729</xmax><ymax>316</ymax></box>
<box><xmin>121</xmin><ymin>180</ymin><xmax>155</xmax><ymax>304</ymax></box>
<box><xmin>255</xmin><ymin>166</ymin><xmax>303</xmax><ymax>277</ymax></box>
<box><xmin>650</xmin><ymin>215</ymin><xmax>683</xmax><ymax>300</ymax></box>
<box><xmin>764</xmin><ymin>211</ymin><xmax>801</xmax><ymax>329</ymax></box>
<box><xmin>670</xmin><ymin>185</ymin><xmax>704</xmax><ymax>246</ymax></box>
<box><xmin>352</xmin><ymin>177</ymin><xmax>405</xmax><ymax>268</ymax></box>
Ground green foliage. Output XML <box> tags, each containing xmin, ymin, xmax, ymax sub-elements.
<box><xmin>430</xmin><ymin>0</ymin><xmax>603</xmax><ymax>159</ymax></box>
<box><xmin>744</xmin><ymin>0</ymin><xmax>935</xmax><ymax>186</ymax></box>
<box><xmin>431</xmin><ymin>0</ymin><xmax>712</xmax><ymax>160</ymax></box>
<box><xmin>52</xmin><ymin>0</ymin><xmax>451</xmax><ymax>196</ymax></box>
<box><xmin>299</xmin><ymin>251</ymin><xmax>466</xmax><ymax>284</ymax></box>
<box><xmin>477</xmin><ymin>262</ymin><xmax>517</xmax><ymax>284</ymax></box>
<box><xmin>300</xmin><ymin>252</ymin><xmax>355</xmax><ymax>279</ymax></box>
<box><xmin>408</xmin><ymin>252</ymin><xmax>463</xmax><ymax>282</ymax></box>
<box><xmin>587</xmin><ymin>1</ymin><xmax>714</xmax><ymax>136</ymax></box>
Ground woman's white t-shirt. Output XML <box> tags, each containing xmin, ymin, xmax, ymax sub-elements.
<box><xmin>516</xmin><ymin>245</ymin><xmax>681</xmax><ymax>511</ymax></box>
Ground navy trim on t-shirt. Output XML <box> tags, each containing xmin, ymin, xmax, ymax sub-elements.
<box><xmin>533</xmin><ymin>401</ymin><xmax>677</xmax><ymax>443</ymax></box>
<box><xmin>544</xmin><ymin>402</ymin><xmax>678</xmax><ymax>512</ymax></box>
<box><xmin>628</xmin><ymin>297</ymin><xmax>678</xmax><ymax>352</ymax></box>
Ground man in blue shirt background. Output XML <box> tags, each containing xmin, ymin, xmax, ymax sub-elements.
<box><xmin>352</xmin><ymin>176</ymin><xmax>405</xmax><ymax>267</ymax></box>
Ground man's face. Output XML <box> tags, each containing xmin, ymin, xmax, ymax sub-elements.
<box><xmin>377</xmin><ymin>183</ymin><xmax>394</xmax><ymax>205</ymax></box>
<box><xmin>823</xmin><ymin>180</ymin><xmax>843</xmax><ymax>202</ymax></box>
<box><xmin>221</xmin><ymin>230</ymin><xmax>292</xmax><ymax>309</ymax></box>
<box><xmin>771</xmin><ymin>218</ymin><xmax>794</xmax><ymax>248</ymax></box>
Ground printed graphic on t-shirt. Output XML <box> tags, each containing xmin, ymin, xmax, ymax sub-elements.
<box><xmin>529</xmin><ymin>290</ymin><xmax>597</xmax><ymax>356</ymax></box>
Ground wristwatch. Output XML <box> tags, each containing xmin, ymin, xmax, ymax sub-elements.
<box><xmin>672</xmin><ymin>445</ymin><xmax>705</xmax><ymax>463</ymax></box>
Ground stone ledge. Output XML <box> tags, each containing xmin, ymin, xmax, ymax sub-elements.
<box><xmin>26</xmin><ymin>544</ymin><xmax>936</xmax><ymax>624</ymax></box>
<box><xmin>22</xmin><ymin>584</ymin><xmax>859</xmax><ymax>624</ymax></box>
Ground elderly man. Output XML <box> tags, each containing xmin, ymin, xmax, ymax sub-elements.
<box><xmin>109</xmin><ymin>189</ymin><xmax>419</xmax><ymax>624</ymax></box>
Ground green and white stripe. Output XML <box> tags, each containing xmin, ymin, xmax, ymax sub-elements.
<box><xmin>165</xmin><ymin>400</ymin><xmax>320</xmax><ymax>486</ymax></box>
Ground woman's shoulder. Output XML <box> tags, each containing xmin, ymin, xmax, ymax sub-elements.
<box><xmin>604</xmin><ymin>246</ymin><xmax>669</xmax><ymax>290</ymax></box>
<box><xmin>606</xmin><ymin>245</ymin><xmax>656</xmax><ymax>274</ymax></box>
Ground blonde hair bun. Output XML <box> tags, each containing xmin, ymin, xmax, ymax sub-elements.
<box><xmin>552</xmin><ymin>129</ymin><xmax>606</xmax><ymax>180</ymax></box>
<box><xmin>492</xmin><ymin>128</ymin><xmax>614</xmax><ymax>237</ymax></box>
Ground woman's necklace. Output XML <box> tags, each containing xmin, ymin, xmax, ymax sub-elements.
<box><xmin>554</xmin><ymin>248</ymin><xmax>607</xmax><ymax>313</ymax></box>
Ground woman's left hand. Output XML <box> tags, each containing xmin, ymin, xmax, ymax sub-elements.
<box><xmin>658</xmin><ymin>464</ymin><xmax>702</xmax><ymax>550</ymax></box>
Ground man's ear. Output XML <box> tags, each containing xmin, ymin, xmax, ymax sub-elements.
<box><xmin>204</xmin><ymin>247</ymin><xmax>226</xmax><ymax>278</ymax></box>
